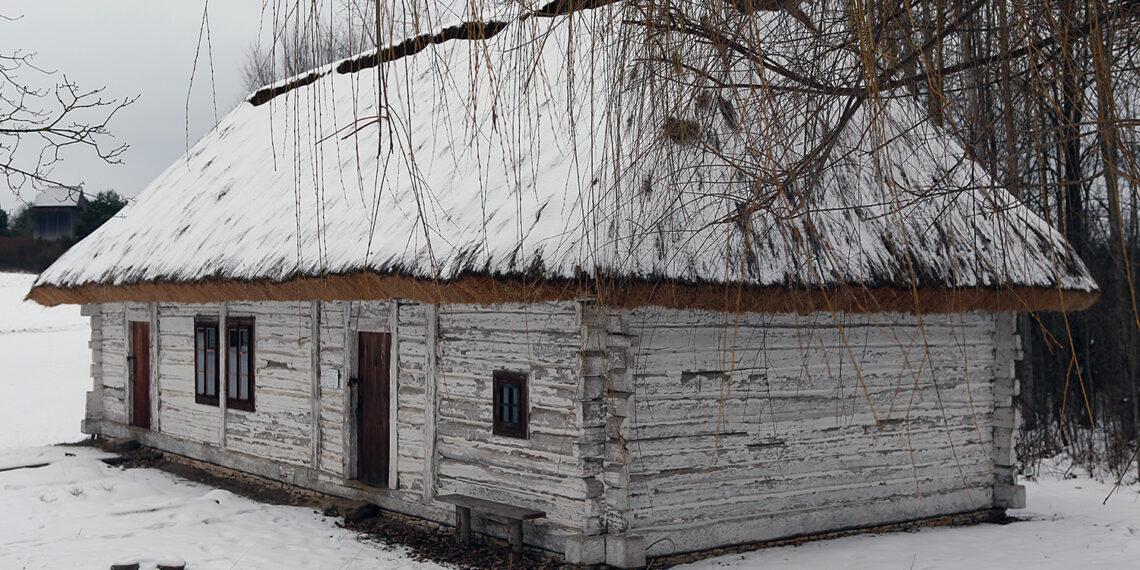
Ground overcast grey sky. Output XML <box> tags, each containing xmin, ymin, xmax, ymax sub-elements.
<box><xmin>2</xmin><ymin>1</ymin><xmax>269</xmax><ymax>213</ymax></box>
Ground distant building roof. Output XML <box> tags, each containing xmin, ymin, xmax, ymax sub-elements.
<box><xmin>33</xmin><ymin>187</ymin><xmax>83</xmax><ymax>208</ymax></box>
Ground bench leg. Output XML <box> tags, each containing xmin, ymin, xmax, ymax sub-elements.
<box><xmin>509</xmin><ymin>519</ymin><xmax>523</xmax><ymax>564</ymax></box>
<box><xmin>456</xmin><ymin>506</ymin><xmax>471</xmax><ymax>546</ymax></box>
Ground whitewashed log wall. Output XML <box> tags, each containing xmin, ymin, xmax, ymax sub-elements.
<box><xmin>992</xmin><ymin>313</ymin><xmax>1025</xmax><ymax>508</ymax></box>
<box><xmin>429</xmin><ymin>302</ymin><xmax>587</xmax><ymax>536</ymax></box>
<box><xmin>85</xmin><ymin>302</ymin><xmax>152</xmax><ymax>428</ymax></box>
<box><xmin>83</xmin><ymin>299</ymin><xmax>591</xmax><ymax>543</ymax></box>
<box><xmin>394</xmin><ymin>301</ymin><xmax>426</xmax><ymax>492</ymax></box>
<box><xmin>92</xmin><ymin>303</ymin><xmax>126</xmax><ymax>425</ymax></box>
<box><xmin>81</xmin><ymin>298</ymin><xmax>1013</xmax><ymax>562</ymax></box>
<box><xmin>148</xmin><ymin>302</ymin><xmax>316</xmax><ymax>464</ymax></box>
<box><xmin>79</xmin><ymin>304</ymin><xmax>103</xmax><ymax>423</ymax></box>
<box><xmin>223</xmin><ymin>302</ymin><xmax>314</xmax><ymax>463</ymax></box>
<box><xmin>614</xmin><ymin>307</ymin><xmax>1001</xmax><ymax>555</ymax></box>
<box><xmin>152</xmin><ymin>303</ymin><xmax>215</xmax><ymax>445</ymax></box>
<box><xmin>316</xmin><ymin>300</ymin><xmax>351</xmax><ymax>479</ymax></box>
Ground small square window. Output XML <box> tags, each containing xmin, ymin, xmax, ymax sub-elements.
<box><xmin>493</xmin><ymin>370</ymin><xmax>528</xmax><ymax>439</ymax></box>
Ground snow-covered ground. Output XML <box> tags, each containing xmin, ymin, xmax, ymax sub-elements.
<box><xmin>2</xmin><ymin>270</ymin><xmax>1139</xmax><ymax>568</ymax></box>
<box><xmin>0</xmin><ymin>272</ymin><xmax>90</xmax><ymax>449</ymax></box>
<box><xmin>682</xmin><ymin>469</ymin><xmax>1140</xmax><ymax>569</ymax></box>
<box><xmin>0</xmin><ymin>446</ymin><xmax>444</xmax><ymax>569</ymax></box>
<box><xmin>0</xmin><ymin>273</ymin><xmax>446</xmax><ymax>569</ymax></box>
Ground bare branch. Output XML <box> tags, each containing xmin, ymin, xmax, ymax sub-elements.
<box><xmin>0</xmin><ymin>45</ymin><xmax>135</xmax><ymax>196</ymax></box>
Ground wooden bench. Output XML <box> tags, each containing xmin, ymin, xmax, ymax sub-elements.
<box><xmin>435</xmin><ymin>494</ymin><xmax>546</xmax><ymax>562</ymax></box>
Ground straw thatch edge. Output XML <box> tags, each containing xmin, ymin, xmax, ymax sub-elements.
<box><xmin>26</xmin><ymin>272</ymin><xmax>1098</xmax><ymax>314</ymax></box>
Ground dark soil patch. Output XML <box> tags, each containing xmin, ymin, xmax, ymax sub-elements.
<box><xmin>986</xmin><ymin>513</ymin><xmax>1023</xmax><ymax>525</ymax></box>
<box><xmin>91</xmin><ymin>438</ymin><xmax>167</xmax><ymax>469</ymax></box>
<box><xmin>343</xmin><ymin>512</ymin><xmax>564</xmax><ymax>570</ymax></box>
<box><xmin>89</xmin><ymin>436</ymin><xmax>323</xmax><ymax>507</ymax></box>
<box><xmin>157</xmin><ymin>457</ymin><xmax>325</xmax><ymax>507</ymax></box>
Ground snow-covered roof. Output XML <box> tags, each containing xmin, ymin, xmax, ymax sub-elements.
<box><xmin>33</xmin><ymin>187</ymin><xmax>82</xmax><ymax>208</ymax></box>
<box><xmin>28</xmin><ymin>4</ymin><xmax>1097</xmax><ymax>312</ymax></box>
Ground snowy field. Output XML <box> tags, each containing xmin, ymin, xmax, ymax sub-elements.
<box><xmin>681</xmin><ymin>470</ymin><xmax>1140</xmax><ymax>569</ymax></box>
<box><xmin>0</xmin><ymin>446</ymin><xmax>445</xmax><ymax>569</ymax></box>
<box><xmin>2</xmin><ymin>270</ymin><xmax>1140</xmax><ymax>568</ymax></box>
<box><xmin>0</xmin><ymin>272</ymin><xmax>90</xmax><ymax>449</ymax></box>
<box><xmin>0</xmin><ymin>273</ymin><xmax>445</xmax><ymax>569</ymax></box>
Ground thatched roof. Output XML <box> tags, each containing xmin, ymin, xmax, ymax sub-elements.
<box><xmin>29</xmin><ymin>3</ymin><xmax>1097</xmax><ymax>313</ymax></box>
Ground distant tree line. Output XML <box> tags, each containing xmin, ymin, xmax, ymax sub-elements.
<box><xmin>0</xmin><ymin>190</ymin><xmax>126</xmax><ymax>272</ymax></box>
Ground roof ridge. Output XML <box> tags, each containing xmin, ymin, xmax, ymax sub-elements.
<box><xmin>247</xmin><ymin>0</ymin><xmax>622</xmax><ymax>107</ymax></box>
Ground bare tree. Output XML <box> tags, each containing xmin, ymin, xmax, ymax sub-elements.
<box><xmin>1</xmin><ymin>14</ymin><xmax>134</xmax><ymax>200</ymax></box>
<box><xmin>239</xmin><ymin>1</ymin><xmax>376</xmax><ymax>94</ymax></box>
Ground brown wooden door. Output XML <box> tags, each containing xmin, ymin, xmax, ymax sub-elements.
<box><xmin>357</xmin><ymin>332</ymin><xmax>391</xmax><ymax>488</ymax></box>
<box><xmin>130</xmin><ymin>321</ymin><xmax>151</xmax><ymax>429</ymax></box>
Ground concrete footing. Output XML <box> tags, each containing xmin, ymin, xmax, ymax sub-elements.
<box><xmin>605</xmin><ymin>534</ymin><xmax>647</xmax><ymax>568</ymax></box>
<box><xmin>563</xmin><ymin>534</ymin><xmax>606</xmax><ymax>565</ymax></box>
<box><xmin>994</xmin><ymin>484</ymin><xmax>1026</xmax><ymax>509</ymax></box>
<box><xmin>562</xmin><ymin>533</ymin><xmax>647</xmax><ymax>568</ymax></box>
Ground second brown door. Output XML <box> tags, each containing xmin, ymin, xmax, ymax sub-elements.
<box><xmin>130</xmin><ymin>321</ymin><xmax>151</xmax><ymax>429</ymax></box>
<box><xmin>357</xmin><ymin>332</ymin><xmax>391</xmax><ymax>488</ymax></box>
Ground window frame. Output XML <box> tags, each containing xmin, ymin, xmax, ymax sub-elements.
<box><xmin>492</xmin><ymin>370</ymin><xmax>528</xmax><ymax>439</ymax></box>
<box><xmin>225</xmin><ymin>317</ymin><xmax>256</xmax><ymax>412</ymax></box>
<box><xmin>193</xmin><ymin>317</ymin><xmax>220</xmax><ymax>406</ymax></box>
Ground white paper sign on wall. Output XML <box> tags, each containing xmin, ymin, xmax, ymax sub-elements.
<box><xmin>321</xmin><ymin>367</ymin><xmax>341</xmax><ymax>389</ymax></box>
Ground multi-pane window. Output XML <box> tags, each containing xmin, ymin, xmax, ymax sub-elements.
<box><xmin>492</xmin><ymin>370</ymin><xmax>527</xmax><ymax>439</ymax></box>
<box><xmin>194</xmin><ymin>319</ymin><xmax>220</xmax><ymax>405</ymax></box>
<box><xmin>226</xmin><ymin>318</ymin><xmax>255</xmax><ymax>411</ymax></box>
<box><xmin>195</xmin><ymin>316</ymin><xmax>255</xmax><ymax>411</ymax></box>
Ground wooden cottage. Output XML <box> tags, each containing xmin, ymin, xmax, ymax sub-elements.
<box><xmin>32</xmin><ymin>186</ymin><xmax>83</xmax><ymax>241</ymax></box>
<box><xmin>29</xmin><ymin>3</ymin><xmax>1096</xmax><ymax>567</ymax></box>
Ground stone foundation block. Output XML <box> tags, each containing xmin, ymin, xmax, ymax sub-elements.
<box><xmin>564</xmin><ymin>534</ymin><xmax>606</xmax><ymax>565</ymax></box>
<box><xmin>606</xmin><ymin>533</ymin><xmax>646</xmax><ymax>568</ymax></box>
<box><xmin>994</xmin><ymin>484</ymin><xmax>1026</xmax><ymax>509</ymax></box>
